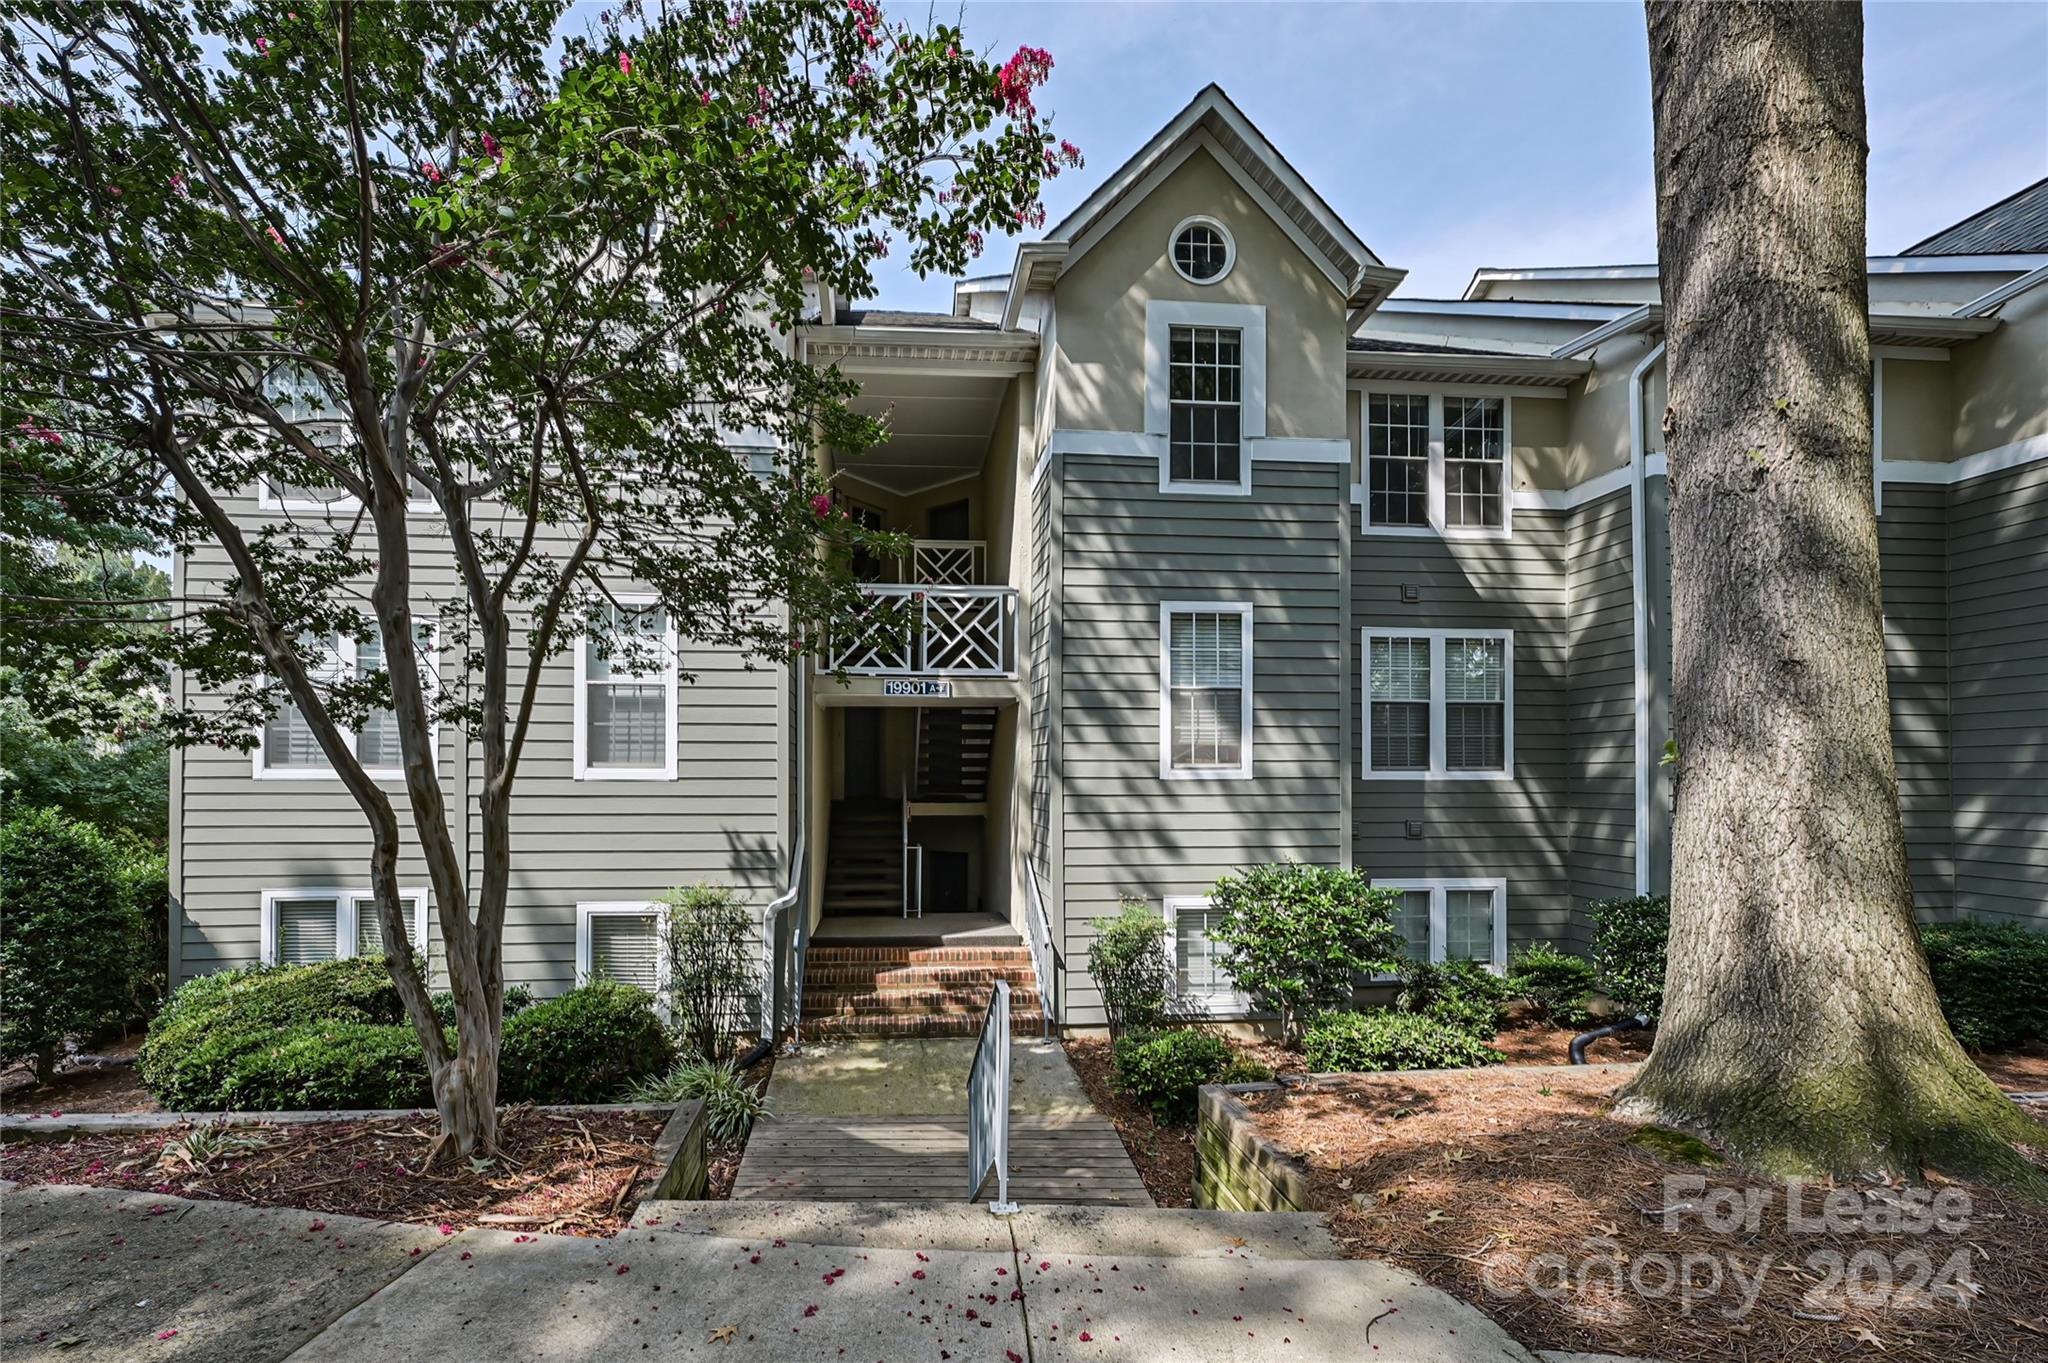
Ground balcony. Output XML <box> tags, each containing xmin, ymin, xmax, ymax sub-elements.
<box><xmin>825</xmin><ymin>583</ymin><xmax>1017</xmax><ymax>678</ymax></box>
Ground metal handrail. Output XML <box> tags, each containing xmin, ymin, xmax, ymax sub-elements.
<box><xmin>966</xmin><ymin>979</ymin><xmax>1017</xmax><ymax>1214</ymax></box>
<box><xmin>1022</xmin><ymin>861</ymin><xmax>1058</xmax><ymax>1038</ymax></box>
<box><xmin>759</xmin><ymin>823</ymin><xmax>807</xmax><ymax>1043</ymax></box>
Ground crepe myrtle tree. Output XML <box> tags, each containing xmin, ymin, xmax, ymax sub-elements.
<box><xmin>0</xmin><ymin>0</ymin><xmax>1078</xmax><ymax>1159</ymax></box>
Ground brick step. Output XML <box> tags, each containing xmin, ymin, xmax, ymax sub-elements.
<box><xmin>803</xmin><ymin>987</ymin><xmax>1043</xmax><ymax>1015</ymax></box>
<box><xmin>799</xmin><ymin>1011</ymin><xmax>1046</xmax><ymax>1040</ymax></box>
<box><xmin>805</xmin><ymin>946</ymin><xmax>1034</xmax><ymax>966</ymax></box>
<box><xmin>801</xmin><ymin>963</ymin><xmax>1038</xmax><ymax>988</ymax></box>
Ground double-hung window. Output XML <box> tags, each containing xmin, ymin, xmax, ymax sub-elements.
<box><xmin>1160</xmin><ymin>602</ymin><xmax>1253</xmax><ymax>780</ymax></box>
<box><xmin>261</xmin><ymin>888</ymin><xmax>427</xmax><ymax>966</ymax></box>
<box><xmin>255</xmin><ymin>627</ymin><xmax>435</xmax><ymax>779</ymax></box>
<box><xmin>1366</xmin><ymin>394</ymin><xmax>1431</xmax><ymax>529</ymax></box>
<box><xmin>574</xmin><ymin>599</ymin><xmax>677</xmax><ymax>780</ymax></box>
<box><xmin>1168</xmin><ymin>325</ymin><xmax>1242</xmax><ymax>486</ymax></box>
<box><xmin>576</xmin><ymin>903</ymin><xmax>666</xmax><ymax>993</ymax></box>
<box><xmin>1164</xmin><ymin>896</ymin><xmax>1247</xmax><ymax>1015</ymax></box>
<box><xmin>1359</xmin><ymin>390</ymin><xmax>1511</xmax><ymax>536</ymax></box>
<box><xmin>1362</xmin><ymin>629</ymin><xmax>1512</xmax><ymax>778</ymax></box>
<box><xmin>1372</xmin><ymin>880</ymin><xmax>1508</xmax><ymax>971</ymax></box>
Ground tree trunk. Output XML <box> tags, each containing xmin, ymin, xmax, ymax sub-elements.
<box><xmin>1619</xmin><ymin>2</ymin><xmax>2039</xmax><ymax>1187</ymax></box>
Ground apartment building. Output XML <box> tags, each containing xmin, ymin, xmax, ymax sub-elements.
<box><xmin>170</xmin><ymin>88</ymin><xmax>2048</xmax><ymax>1031</ymax></box>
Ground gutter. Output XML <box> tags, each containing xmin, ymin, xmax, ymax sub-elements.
<box><xmin>1952</xmin><ymin>263</ymin><xmax>2048</xmax><ymax>318</ymax></box>
<box><xmin>1628</xmin><ymin>340</ymin><xmax>1666</xmax><ymax>896</ymax></box>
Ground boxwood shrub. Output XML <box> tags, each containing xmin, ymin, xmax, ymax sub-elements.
<box><xmin>1920</xmin><ymin>920</ymin><xmax>2048</xmax><ymax>1051</ymax></box>
<box><xmin>498</xmin><ymin>982</ymin><xmax>674</xmax><ymax>1104</ymax></box>
<box><xmin>1507</xmin><ymin>943</ymin><xmax>1598</xmax><ymax>1028</ymax></box>
<box><xmin>1110</xmin><ymin>1028</ymin><xmax>1237</xmax><ymax>1124</ymax></box>
<box><xmin>1396</xmin><ymin>958</ymin><xmax>1514</xmax><ymax>1040</ymax></box>
<box><xmin>217</xmin><ymin>1022</ymin><xmax>434</xmax><ymax>1111</ymax></box>
<box><xmin>1302</xmin><ymin>1010</ymin><xmax>1503</xmax><ymax>1073</ymax></box>
<box><xmin>1589</xmin><ymin>895</ymin><xmax>1669</xmax><ymax>1021</ymax></box>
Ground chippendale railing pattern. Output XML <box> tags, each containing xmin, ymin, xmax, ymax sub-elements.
<box><xmin>825</xmin><ymin>584</ymin><xmax>1016</xmax><ymax>677</ymax></box>
<box><xmin>910</xmin><ymin>539</ymin><xmax>985</xmax><ymax>586</ymax></box>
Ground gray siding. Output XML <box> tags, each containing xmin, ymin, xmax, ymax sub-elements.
<box><xmin>1947</xmin><ymin>460</ymin><xmax>2048</xmax><ymax>926</ymax></box>
<box><xmin>1564</xmin><ymin>487</ymin><xmax>1638</xmax><ymax>928</ymax></box>
<box><xmin>1879</xmin><ymin>485</ymin><xmax>1954</xmax><ymax>915</ymax></box>
<box><xmin>173</xmin><ymin>497</ymin><xmax>788</xmax><ymax>992</ymax></box>
<box><xmin>1057</xmin><ymin>455</ymin><xmax>1349</xmax><ymax>1025</ymax></box>
<box><xmin>1352</xmin><ymin>509</ymin><xmax>1576</xmax><ymax>951</ymax></box>
<box><xmin>1028</xmin><ymin>464</ymin><xmax>1057</xmax><ymax>887</ymax></box>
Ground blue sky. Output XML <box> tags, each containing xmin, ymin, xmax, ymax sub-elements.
<box><xmin>859</xmin><ymin>0</ymin><xmax>2048</xmax><ymax>309</ymax></box>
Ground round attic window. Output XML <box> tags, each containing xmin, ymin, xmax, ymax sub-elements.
<box><xmin>1170</xmin><ymin>217</ymin><xmax>1234</xmax><ymax>284</ymax></box>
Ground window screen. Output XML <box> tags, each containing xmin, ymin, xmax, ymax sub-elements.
<box><xmin>1444</xmin><ymin>637</ymin><xmax>1506</xmax><ymax>771</ymax></box>
<box><xmin>1169</xmin><ymin>611</ymin><xmax>1245</xmax><ymax>770</ymax></box>
<box><xmin>276</xmin><ymin>897</ymin><xmax>339</xmax><ymax>965</ymax></box>
<box><xmin>1174</xmin><ymin>905</ymin><xmax>1231</xmax><ymax>999</ymax></box>
<box><xmin>589</xmin><ymin>912</ymin><xmax>660</xmax><ymax>991</ymax></box>
<box><xmin>1445</xmin><ymin>888</ymin><xmax>1496</xmax><ymax>963</ymax></box>
<box><xmin>585</xmin><ymin>607</ymin><xmax>670</xmax><ymax>770</ymax></box>
<box><xmin>1369</xmin><ymin>636</ymin><xmax>1431</xmax><ymax>770</ymax></box>
<box><xmin>1392</xmin><ymin>889</ymin><xmax>1432</xmax><ymax>963</ymax></box>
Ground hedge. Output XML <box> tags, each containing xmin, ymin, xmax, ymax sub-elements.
<box><xmin>498</xmin><ymin>982</ymin><xmax>674</xmax><ymax>1104</ymax></box>
<box><xmin>1302</xmin><ymin>1010</ymin><xmax>1503</xmax><ymax>1073</ymax></box>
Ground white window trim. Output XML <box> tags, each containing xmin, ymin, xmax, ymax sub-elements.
<box><xmin>1159</xmin><ymin>600</ymin><xmax>1255</xmax><ymax>781</ymax></box>
<box><xmin>574</xmin><ymin>901</ymin><xmax>672</xmax><ymax>992</ymax></box>
<box><xmin>1356</xmin><ymin>387</ymin><xmax>1514</xmax><ymax>539</ymax></box>
<box><xmin>1163</xmin><ymin>895</ymin><xmax>1251</xmax><ymax>1017</ymax></box>
<box><xmin>259</xmin><ymin>886</ymin><xmax>427</xmax><ymax>966</ymax></box>
<box><xmin>1145</xmin><ymin>300</ymin><xmax>1266</xmax><ymax>496</ymax></box>
<box><xmin>1360</xmin><ymin>628</ymin><xmax>1515</xmax><ymax>780</ymax></box>
<box><xmin>251</xmin><ymin>627</ymin><xmax>441</xmax><ymax>782</ymax></box>
<box><xmin>1372</xmin><ymin>878</ymin><xmax>1510</xmax><ymax>972</ymax></box>
<box><xmin>256</xmin><ymin>475</ymin><xmax>435</xmax><ymax>515</ymax></box>
<box><xmin>1168</xmin><ymin>214</ymin><xmax>1237</xmax><ymax>286</ymax></box>
<box><xmin>571</xmin><ymin>594</ymin><xmax>679</xmax><ymax>782</ymax></box>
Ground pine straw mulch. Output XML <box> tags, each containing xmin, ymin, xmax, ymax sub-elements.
<box><xmin>0</xmin><ymin>1105</ymin><xmax>670</xmax><ymax>1237</ymax></box>
<box><xmin>1244</xmin><ymin>1067</ymin><xmax>2048</xmax><ymax>1363</ymax></box>
<box><xmin>1062</xmin><ymin>1023</ymin><xmax>1650</xmax><ymax>1209</ymax></box>
<box><xmin>1</xmin><ymin>1034</ymin><xmax>156</xmax><ymax>1116</ymax></box>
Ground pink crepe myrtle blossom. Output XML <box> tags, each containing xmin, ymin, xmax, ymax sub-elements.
<box><xmin>618</xmin><ymin>50</ymin><xmax>632</xmax><ymax>75</ymax></box>
<box><xmin>169</xmin><ymin>172</ymin><xmax>188</xmax><ymax>195</ymax></box>
<box><xmin>255</xmin><ymin>36</ymin><xmax>269</xmax><ymax>54</ymax></box>
<box><xmin>995</xmin><ymin>46</ymin><xmax>1052</xmax><ymax>120</ymax></box>
<box><xmin>481</xmin><ymin>131</ymin><xmax>501</xmax><ymax>161</ymax></box>
<box><xmin>265</xmin><ymin>225</ymin><xmax>285</xmax><ymax>246</ymax></box>
<box><xmin>420</xmin><ymin>160</ymin><xmax>441</xmax><ymax>183</ymax></box>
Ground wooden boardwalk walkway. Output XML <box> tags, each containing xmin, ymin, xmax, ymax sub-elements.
<box><xmin>732</xmin><ymin>1114</ymin><xmax>1154</xmax><ymax>1206</ymax></box>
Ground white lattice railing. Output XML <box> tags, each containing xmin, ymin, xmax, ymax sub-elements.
<box><xmin>826</xmin><ymin>584</ymin><xmax>1016</xmax><ymax>677</ymax></box>
<box><xmin>909</xmin><ymin>539</ymin><xmax>985</xmax><ymax>586</ymax></box>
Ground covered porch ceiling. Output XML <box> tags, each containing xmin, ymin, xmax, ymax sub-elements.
<box><xmin>834</xmin><ymin>369</ymin><xmax>1012</xmax><ymax>496</ymax></box>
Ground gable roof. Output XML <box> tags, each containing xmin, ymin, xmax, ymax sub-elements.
<box><xmin>1903</xmin><ymin>178</ymin><xmax>2048</xmax><ymax>256</ymax></box>
<box><xmin>986</xmin><ymin>85</ymin><xmax>1403</xmax><ymax>324</ymax></box>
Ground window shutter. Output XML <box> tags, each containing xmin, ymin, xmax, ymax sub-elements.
<box><xmin>590</xmin><ymin>912</ymin><xmax>659</xmax><ymax>991</ymax></box>
<box><xmin>276</xmin><ymin>898</ymin><xmax>338</xmax><ymax>965</ymax></box>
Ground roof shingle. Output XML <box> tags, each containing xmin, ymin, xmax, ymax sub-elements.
<box><xmin>1902</xmin><ymin>178</ymin><xmax>2048</xmax><ymax>256</ymax></box>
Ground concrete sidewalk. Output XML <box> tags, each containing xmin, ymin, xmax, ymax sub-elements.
<box><xmin>5</xmin><ymin>1183</ymin><xmax>1560</xmax><ymax>1363</ymax></box>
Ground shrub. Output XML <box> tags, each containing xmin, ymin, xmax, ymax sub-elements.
<box><xmin>1920</xmin><ymin>920</ymin><xmax>2048</xmax><ymax>1051</ymax></box>
<box><xmin>657</xmin><ymin>884</ymin><xmax>759</xmax><ymax>1063</ymax></box>
<box><xmin>1219</xmin><ymin>1054</ymin><xmax>1275</xmax><ymax>1086</ymax></box>
<box><xmin>1</xmin><ymin>808</ymin><xmax>148</xmax><ymax>1081</ymax></box>
<box><xmin>1302</xmin><ymin>1010</ymin><xmax>1503</xmax><ymax>1074</ymax></box>
<box><xmin>631</xmin><ymin>1058</ymin><xmax>771</xmax><ymax>1144</ymax></box>
<box><xmin>1087</xmin><ymin>900</ymin><xmax>1181</xmax><ymax>1039</ymax></box>
<box><xmin>499</xmin><ymin>982</ymin><xmax>674</xmax><ymax>1103</ymax></box>
<box><xmin>1110</xmin><ymin>1029</ymin><xmax>1236</xmax><ymax>1124</ymax></box>
<box><xmin>1395</xmin><ymin>958</ymin><xmax>1513</xmax><ymax>1039</ymax></box>
<box><xmin>1508</xmin><ymin>943</ymin><xmax>1598</xmax><ymax>1028</ymax></box>
<box><xmin>217</xmin><ymin>1022</ymin><xmax>432</xmax><ymax>1111</ymax></box>
<box><xmin>1590</xmin><ymin>895</ymin><xmax>1669</xmax><ymax>1021</ymax></box>
<box><xmin>1208</xmin><ymin>863</ymin><xmax>1402</xmax><ymax>1043</ymax></box>
<box><xmin>431</xmin><ymin>983</ymin><xmax>534</xmax><ymax>1030</ymax></box>
<box><xmin>141</xmin><ymin>958</ymin><xmax>412</xmax><ymax>1107</ymax></box>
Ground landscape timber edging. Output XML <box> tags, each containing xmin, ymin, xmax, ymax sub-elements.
<box><xmin>643</xmin><ymin>1097</ymin><xmax>708</xmax><ymax>1201</ymax></box>
<box><xmin>1194</xmin><ymin>1082</ymin><xmax>1311</xmax><ymax>1213</ymax></box>
<box><xmin>0</xmin><ymin>1101</ymin><xmax>682</xmax><ymax>1141</ymax></box>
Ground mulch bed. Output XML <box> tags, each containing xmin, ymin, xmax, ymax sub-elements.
<box><xmin>1062</xmin><ymin>1037</ymin><xmax>1199</xmax><ymax>1208</ymax></box>
<box><xmin>0</xmin><ymin>1106</ymin><xmax>669</xmax><ymax>1237</ymax></box>
<box><xmin>1244</xmin><ymin>1067</ymin><xmax>2048</xmax><ymax>1363</ymax></box>
<box><xmin>1</xmin><ymin>1034</ymin><xmax>155</xmax><ymax>1115</ymax></box>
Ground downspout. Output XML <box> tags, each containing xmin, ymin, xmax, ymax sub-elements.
<box><xmin>1627</xmin><ymin>340</ymin><xmax>1666</xmax><ymax>896</ymax></box>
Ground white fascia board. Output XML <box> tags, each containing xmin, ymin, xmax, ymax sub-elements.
<box><xmin>1552</xmin><ymin>304</ymin><xmax>1661</xmax><ymax>359</ymax></box>
<box><xmin>1953</xmin><ymin>264</ymin><xmax>2048</xmax><ymax>317</ymax></box>
<box><xmin>1380</xmin><ymin>298</ymin><xmax>1634</xmax><ymax>322</ymax></box>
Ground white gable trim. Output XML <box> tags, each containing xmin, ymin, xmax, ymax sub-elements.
<box><xmin>1064</xmin><ymin>132</ymin><xmax>1354</xmax><ymax>294</ymax></box>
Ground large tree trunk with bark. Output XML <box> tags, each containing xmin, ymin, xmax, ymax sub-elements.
<box><xmin>1619</xmin><ymin>1</ymin><xmax>2040</xmax><ymax>1186</ymax></box>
